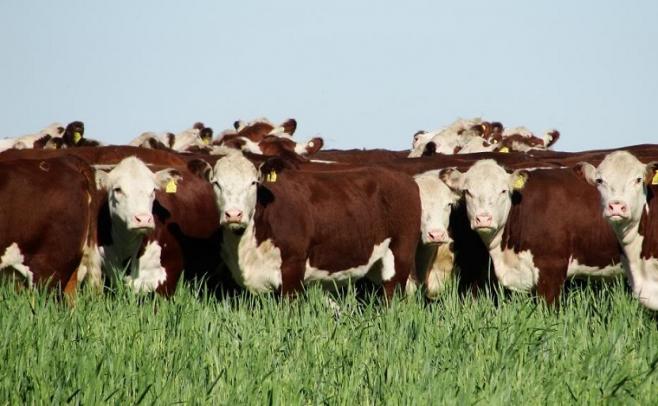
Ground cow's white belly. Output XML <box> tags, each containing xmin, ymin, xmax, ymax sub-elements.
<box><xmin>566</xmin><ymin>257</ymin><xmax>623</xmax><ymax>279</ymax></box>
<box><xmin>304</xmin><ymin>238</ymin><xmax>394</xmax><ymax>286</ymax></box>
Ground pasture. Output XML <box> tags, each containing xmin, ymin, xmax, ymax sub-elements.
<box><xmin>1</xmin><ymin>279</ymin><xmax>657</xmax><ymax>404</ymax></box>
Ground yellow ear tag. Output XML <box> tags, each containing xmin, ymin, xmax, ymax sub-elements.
<box><xmin>266</xmin><ymin>170</ymin><xmax>277</xmax><ymax>183</ymax></box>
<box><xmin>202</xmin><ymin>138</ymin><xmax>210</xmax><ymax>145</ymax></box>
<box><xmin>651</xmin><ymin>171</ymin><xmax>658</xmax><ymax>185</ymax></box>
<box><xmin>513</xmin><ymin>175</ymin><xmax>527</xmax><ymax>190</ymax></box>
<box><xmin>165</xmin><ymin>179</ymin><xmax>177</xmax><ymax>193</ymax></box>
<box><xmin>499</xmin><ymin>146</ymin><xmax>510</xmax><ymax>153</ymax></box>
<box><xmin>73</xmin><ymin>131</ymin><xmax>82</xmax><ymax>144</ymax></box>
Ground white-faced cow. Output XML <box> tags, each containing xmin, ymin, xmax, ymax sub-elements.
<box><xmin>439</xmin><ymin>159</ymin><xmax>622</xmax><ymax>304</ymax></box>
<box><xmin>93</xmin><ymin>157</ymin><xmax>181</xmax><ymax>292</ymax></box>
<box><xmin>188</xmin><ymin>152</ymin><xmax>421</xmax><ymax>298</ymax></box>
<box><xmin>577</xmin><ymin>151</ymin><xmax>658</xmax><ymax>310</ymax></box>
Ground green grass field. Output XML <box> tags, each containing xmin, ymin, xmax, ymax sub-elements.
<box><xmin>0</xmin><ymin>280</ymin><xmax>657</xmax><ymax>405</ymax></box>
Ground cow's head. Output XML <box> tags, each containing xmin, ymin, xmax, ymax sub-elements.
<box><xmin>414</xmin><ymin>172</ymin><xmax>460</xmax><ymax>245</ymax></box>
<box><xmin>576</xmin><ymin>151</ymin><xmax>658</xmax><ymax>228</ymax></box>
<box><xmin>188</xmin><ymin>153</ymin><xmax>261</xmax><ymax>230</ymax></box>
<box><xmin>63</xmin><ymin>121</ymin><xmax>85</xmax><ymax>146</ymax></box>
<box><xmin>95</xmin><ymin>157</ymin><xmax>181</xmax><ymax>234</ymax></box>
<box><xmin>440</xmin><ymin>160</ymin><xmax>528</xmax><ymax>240</ymax></box>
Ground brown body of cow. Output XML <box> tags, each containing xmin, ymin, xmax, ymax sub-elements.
<box><xmin>0</xmin><ymin>156</ymin><xmax>96</xmax><ymax>294</ymax></box>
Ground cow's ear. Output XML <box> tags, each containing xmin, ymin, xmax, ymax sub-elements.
<box><xmin>258</xmin><ymin>157</ymin><xmax>289</xmax><ymax>183</ymax></box>
<box><xmin>439</xmin><ymin>168</ymin><xmax>463</xmax><ymax>193</ymax></box>
<box><xmin>187</xmin><ymin>159</ymin><xmax>213</xmax><ymax>181</ymax></box>
<box><xmin>510</xmin><ymin>169</ymin><xmax>530</xmax><ymax>190</ymax></box>
<box><xmin>155</xmin><ymin>169</ymin><xmax>182</xmax><ymax>191</ymax></box>
<box><xmin>573</xmin><ymin>162</ymin><xmax>597</xmax><ymax>185</ymax></box>
<box><xmin>644</xmin><ymin>161</ymin><xmax>658</xmax><ymax>185</ymax></box>
<box><xmin>200</xmin><ymin>127</ymin><xmax>213</xmax><ymax>143</ymax></box>
<box><xmin>422</xmin><ymin>141</ymin><xmax>436</xmax><ymax>157</ymax></box>
<box><xmin>281</xmin><ymin>118</ymin><xmax>297</xmax><ymax>136</ymax></box>
<box><xmin>304</xmin><ymin>137</ymin><xmax>323</xmax><ymax>155</ymax></box>
<box><xmin>95</xmin><ymin>169</ymin><xmax>110</xmax><ymax>191</ymax></box>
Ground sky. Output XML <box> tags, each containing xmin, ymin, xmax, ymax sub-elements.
<box><xmin>1</xmin><ymin>1</ymin><xmax>657</xmax><ymax>152</ymax></box>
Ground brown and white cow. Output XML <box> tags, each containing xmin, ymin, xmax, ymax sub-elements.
<box><xmin>0</xmin><ymin>156</ymin><xmax>96</xmax><ymax>294</ymax></box>
<box><xmin>130</xmin><ymin>122</ymin><xmax>213</xmax><ymax>152</ymax></box>
<box><xmin>0</xmin><ymin>122</ymin><xmax>65</xmax><ymax>152</ymax></box>
<box><xmin>188</xmin><ymin>152</ymin><xmax>421</xmax><ymax>298</ymax></box>
<box><xmin>577</xmin><ymin>151</ymin><xmax>658</xmax><ymax>310</ymax></box>
<box><xmin>439</xmin><ymin>160</ymin><xmax>622</xmax><ymax>304</ymax></box>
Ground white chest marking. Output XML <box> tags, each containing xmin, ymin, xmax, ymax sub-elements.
<box><xmin>124</xmin><ymin>241</ymin><xmax>167</xmax><ymax>293</ymax></box>
<box><xmin>620</xmin><ymin>235</ymin><xmax>658</xmax><ymax>310</ymax></box>
<box><xmin>0</xmin><ymin>243</ymin><xmax>33</xmax><ymax>286</ymax></box>
<box><xmin>304</xmin><ymin>238</ymin><xmax>395</xmax><ymax>286</ymax></box>
<box><xmin>221</xmin><ymin>223</ymin><xmax>282</xmax><ymax>293</ymax></box>
<box><xmin>489</xmin><ymin>245</ymin><xmax>539</xmax><ymax>292</ymax></box>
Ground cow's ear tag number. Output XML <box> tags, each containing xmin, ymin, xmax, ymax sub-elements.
<box><xmin>266</xmin><ymin>170</ymin><xmax>277</xmax><ymax>183</ymax></box>
<box><xmin>166</xmin><ymin>179</ymin><xmax>177</xmax><ymax>193</ymax></box>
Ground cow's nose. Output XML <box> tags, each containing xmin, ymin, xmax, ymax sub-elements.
<box><xmin>608</xmin><ymin>201</ymin><xmax>628</xmax><ymax>215</ymax></box>
<box><xmin>475</xmin><ymin>213</ymin><xmax>493</xmax><ymax>227</ymax></box>
<box><xmin>225</xmin><ymin>209</ymin><xmax>243</xmax><ymax>222</ymax></box>
<box><xmin>134</xmin><ymin>214</ymin><xmax>154</xmax><ymax>227</ymax></box>
<box><xmin>428</xmin><ymin>229</ymin><xmax>448</xmax><ymax>243</ymax></box>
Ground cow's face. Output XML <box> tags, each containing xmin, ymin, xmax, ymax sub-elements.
<box><xmin>441</xmin><ymin>160</ymin><xmax>528</xmax><ymax>239</ymax></box>
<box><xmin>95</xmin><ymin>157</ymin><xmax>180</xmax><ymax>234</ymax></box>
<box><xmin>577</xmin><ymin>151</ymin><xmax>656</xmax><ymax>226</ymax></box>
<box><xmin>210</xmin><ymin>154</ymin><xmax>260</xmax><ymax>230</ymax></box>
<box><xmin>414</xmin><ymin>172</ymin><xmax>460</xmax><ymax>245</ymax></box>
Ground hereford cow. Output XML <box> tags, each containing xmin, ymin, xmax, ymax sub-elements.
<box><xmin>577</xmin><ymin>151</ymin><xmax>658</xmax><ymax>310</ymax></box>
<box><xmin>129</xmin><ymin>122</ymin><xmax>214</xmax><ymax>152</ymax></box>
<box><xmin>0</xmin><ymin>122</ymin><xmax>65</xmax><ymax>152</ymax></box>
<box><xmin>0</xmin><ymin>156</ymin><xmax>96</xmax><ymax>294</ymax></box>
<box><xmin>439</xmin><ymin>160</ymin><xmax>623</xmax><ymax>304</ymax></box>
<box><xmin>187</xmin><ymin>152</ymin><xmax>421</xmax><ymax>298</ymax></box>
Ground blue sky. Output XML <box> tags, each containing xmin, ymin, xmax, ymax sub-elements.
<box><xmin>1</xmin><ymin>1</ymin><xmax>656</xmax><ymax>151</ymax></box>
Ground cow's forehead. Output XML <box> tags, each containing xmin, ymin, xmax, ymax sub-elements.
<box><xmin>108</xmin><ymin>157</ymin><xmax>155</xmax><ymax>186</ymax></box>
<box><xmin>598</xmin><ymin>151</ymin><xmax>645</xmax><ymax>178</ymax></box>
<box><xmin>214</xmin><ymin>154</ymin><xmax>258</xmax><ymax>182</ymax></box>
<box><xmin>464</xmin><ymin>160</ymin><xmax>508</xmax><ymax>188</ymax></box>
<box><xmin>415</xmin><ymin>174</ymin><xmax>452</xmax><ymax>200</ymax></box>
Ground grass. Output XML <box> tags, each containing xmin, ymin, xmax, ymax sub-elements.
<box><xmin>0</xmin><ymin>279</ymin><xmax>657</xmax><ymax>405</ymax></box>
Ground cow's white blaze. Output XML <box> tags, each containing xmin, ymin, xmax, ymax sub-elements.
<box><xmin>581</xmin><ymin>151</ymin><xmax>658</xmax><ymax>310</ymax></box>
<box><xmin>414</xmin><ymin>171</ymin><xmax>459</xmax><ymax>244</ymax></box>
<box><xmin>0</xmin><ymin>243</ymin><xmax>33</xmax><ymax>286</ymax></box>
<box><xmin>210</xmin><ymin>153</ymin><xmax>260</xmax><ymax>229</ymax></box>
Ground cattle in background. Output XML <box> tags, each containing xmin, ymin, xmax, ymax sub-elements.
<box><xmin>0</xmin><ymin>122</ymin><xmax>65</xmax><ymax>152</ymax></box>
<box><xmin>577</xmin><ymin>151</ymin><xmax>658</xmax><ymax>310</ymax></box>
<box><xmin>187</xmin><ymin>152</ymin><xmax>421</xmax><ymax>298</ymax></box>
<box><xmin>437</xmin><ymin>160</ymin><xmax>622</xmax><ymax>304</ymax></box>
<box><xmin>130</xmin><ymin>122</ymin><xmax>214</xmax><ymax>152</ymax></box>
<box><xmin>0</xmin><ymin>156</ymin><xmax>96</xmax><ymax>295</ymax></box>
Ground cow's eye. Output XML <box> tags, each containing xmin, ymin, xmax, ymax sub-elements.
<box><xmin>636</xmin><ymin>177</ymin><xmax>643</xmax><ymax>184</ymax></box>
<box><xmin>251</xmin><ymin>181</ymin><xmax>258</xmax><ymax>186</ymax></box>
<box><xmin>595</xmin><ymin>178</ymin><xmax>603</xmax><ymax>185</ymax></box>
<box><xmin>213</xmin><ymin>181</ymin><xmax>222</xmax><ymax>191</ymax></box>
<box><xmin>113</xmin><ymin>187</ymin><xmax>123</xmax><ymax>194</ymax></box>
<box><xmin>501</xmin><ymin>189</ymin><xmax>508</xmax><ymax>194</ymax></box>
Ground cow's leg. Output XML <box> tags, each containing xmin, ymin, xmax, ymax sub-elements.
<box><xmin>383</xmin><ymin>239</ymin><xmax>417</xmax><ymax>302</ymax></box>
<box><xmin>425</xmin><ymin>243</ymin><xmax>455</xmax><ymax>300</ymax></box>
<box><xmin>535</xmin><ymin>257</ymin><xmax>568</xmax><ymax>306</ymax></box>
<box><xmin>279</xmin><ymin>256</ymin><xmax>306</xmax><ymax>297</ymax></box>
<box><xmin>125</xmin><ymin>241</ymin><xmax>167</xmax><ymax>293</ymax></box>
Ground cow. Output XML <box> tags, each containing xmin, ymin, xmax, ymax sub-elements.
<box><xmin>187</xmin><ymin>152</ymin><xmax>421</xmax><ymax>299</ymax></box>
<box><xmin>129</xmin><ymin>122</ymin><xmax>214</xmax><ymax>152</ymax></box>
<box><xmin>0</xmin><ymin>122</ymin><xmax>65</xmax><ymax>152</ymax></box>
<box><xmin>439</xmin><ymin>159</ymin><xmax>623</xmax><ymax>304</ymax></box>
<box><xmin>576</xmin><ymin>151</ymin><xmax>658</xmax><ymax>310</ymax></box>
<box><xmin>0</xmin><ymin>156</ymin><xmax>96</xmax><ymax>296</ymax></box>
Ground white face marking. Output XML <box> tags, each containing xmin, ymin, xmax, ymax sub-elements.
<box><xmin>304</xmin><ymin>238</ymin><xmax>395</xmax><ymax>286</ymax></box>
<box><xmin>458</xmin><ymin>160</ymin><xmax>518</xmax><ymax>238</ymax></box>
<box><xmin>414</xmin><ymin>172</ymin><xmax>458</xmax><ymax>244</ymax></box>
<box><xmin>585</xmin><ymin>151</ymin><xmax>649</xmax><ymax>226</ymax></box>
<box><xmin>95</xmin><ymin>157</ymin><xmax>177</xmax><ymax>233</ymax></box>
<box><xmin>124</xmin><ymin>241</ymin><xmax>167</xmax><ymax>293</ymax></box>
<box><xmin>210</xmin><ymin>154</ymin><xmax>259</xmax><ymax>229</ymax></box>
<box><xmin>0</xmin><ymin>243</ymin><xmax>33</xmax><ymax>287</ymax></box>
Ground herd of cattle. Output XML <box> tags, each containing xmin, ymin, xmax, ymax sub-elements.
<box><xmin>1</xmin><ymin>117</ymin><xmax>658</xmax><ymax>311</ymax></box>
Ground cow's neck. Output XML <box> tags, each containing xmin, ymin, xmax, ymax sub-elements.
<box><xmin>103</xmin><ymin>222</ymin><xmax>146</xmax><ymax>268</ymax></box>
<box><xmin>614</xmin><ymin>204</ymin><xmax>650</xmax><ymax>295</ymax></box>
<box><xmin>220</xmin><ymin>220</ymin><xmax>256</xmax><ymax>287</ymax></box>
